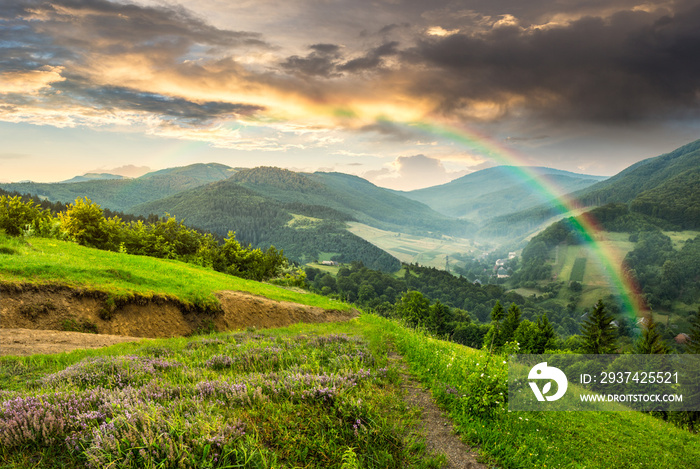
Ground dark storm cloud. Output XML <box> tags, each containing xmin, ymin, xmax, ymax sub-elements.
<box><xmin>338</xmin><ymin>41</ymin><xmax>399</xmax><ymax>73</ymax></box>
<box><xmin>358</xmin><ymin>120</ymin><xmax>419</xmax><ymax>141</ymax></box>
<box><xmin>0</xmin><ymin>0</ymin><xmax>270</xmax><ymax>126</ymax></box>
<box><xmin>309</xmin><ymin>44</ymin><xmax>341</xmax><ymax>54</ymax></box>
<box><xmin>402</xmin><ymin>4</ymin><xmax>700</xmax><ymax>121</ymax></box>
<box><xmin>281</xmin><ymin>44</ymin><xmax>342</xmax><ymax>78</ymax></box>
<box><xmin>11</xmin><ymin>0</ymin><xmax>267</xmax><ymax>53</ymax></box>
<box><xmin>68</xmin><ymin>84</ymin><xmax>264</xmax><ymax>122</ymax></box>
<box><xmin>282</xmin><ymin>41</ymin><xmax>399</xmax><ymax>77</ymax></box>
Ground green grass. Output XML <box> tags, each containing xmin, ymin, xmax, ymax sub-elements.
<box><xmin>2</xmin><ymin>315</ymin><xmax>698</xmax><ymax>468</ymax></box>
<box><xmin>346</xmin><ymin>222</ymin><xmax>484</xmax><ymax>269</ymax></box>
<box><xmin>316</xmin><ymin>252</ymin><xmax>340</xmax><ymax>262</ymax></box>
<box><xmin>0</xmin><ymin>320</ymin><xmax>445</xmax><ymax>468</ymax></box>
<box><xmin>365</xmin><ymin>316</ymin><xmax>700</xmax><ymax>469</ymax></box>
<box><xmin>569</xmin><ymin>257</ymin><xmax>587</xmax><ymax>283</ymax></box>
<box><xmin>663</xmin><ymin>230</ymin><xmax>700</xmax><ymax>250</ymax></box>
<box><xmin>0</xmin><ymin>236</ymin><xmax>350</xmax><ymax>312</ymax></box>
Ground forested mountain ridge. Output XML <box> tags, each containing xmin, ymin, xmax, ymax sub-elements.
<box><xmin>575</xmin><ymin>139</ymin><xmax>700</xmax><ymax>207</ymax></box>
<box><xmin>230</xmin><ymin>167</ymin><xmax>474</xmax><ymax>237</ymax></box>
<box><xmin>479</xmin><ymin>139</ymin><xmax>700</xmax><ymax>240</ymax></box>
<box><xmin>0</xmin><ymin>163</ymin><xmax>236</xmax><ymax>212</ymax></box>
<box><xmin>399</xmin><ymin>166</ymin><xmax>605</xmax><ymax>221</ymax></box>
<box><xmin>131</xmin><ymin>178</ymin><xmax>401</xmax><ymax>271</ymax></box>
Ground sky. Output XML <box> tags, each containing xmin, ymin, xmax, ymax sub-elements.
<box><xmin>1</xmin><ymin>0</ymin><xmax>699</xmax><ymax>189</ymax></box>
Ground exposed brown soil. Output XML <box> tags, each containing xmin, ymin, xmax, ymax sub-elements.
<box><xmin>0</xmin><ymin>284</ymin><xmax>357</xmax><ymax>356</ymax></box>
<box><xmin>389</xmin><ymin>352</ymin><xmax>490</xmax><ymax>469</ymax></box>
<box><xmin>1</xmin><ymin>329</ymin><xmax>144</xmax><ymax>356</ymax></box>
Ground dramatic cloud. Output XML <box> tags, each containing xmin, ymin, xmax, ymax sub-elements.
<box><xmin>1</xmin><ymin>0</ymin><xmax>699</xmax><ymax>184</ymax></box>
<box><xmin>401</xmin><ymin>3</ymin><xmax>700</xmax><ymax>121</ymax></box>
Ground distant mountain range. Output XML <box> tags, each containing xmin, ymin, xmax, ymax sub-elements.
<box><xmin>480</xmin><ymin>139</ymin><xmax>700</xmax><ymax>240</ymax></box>
<box><xmin>1</xmin><ymin>163</ymin><xmax>235</xmax><ymax>212</ymax></box>
<box><xmin>397</xmin><ymin>166</ymin><xmax>606</xmax><ymax>221</ymax></box>
<box><xmin>60</xmin><ymin>173</ymin><xmax>125</xmax><ymax>184</ymax></box>
<box><xmin>2</xmin><ymin>139</ymin><xmax>698</xmax><ymax>267</ymax></box>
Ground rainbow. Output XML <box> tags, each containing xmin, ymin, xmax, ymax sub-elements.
<box><xmin>404</xmin><ymin>119</ymin><xmax>647</xmax><ymax>322</ymax></box>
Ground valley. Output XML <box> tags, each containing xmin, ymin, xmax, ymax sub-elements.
<box><xmin>2</xmin><ymin>137</ymin><xmax>700</xmax><ymax>468</ymax></box>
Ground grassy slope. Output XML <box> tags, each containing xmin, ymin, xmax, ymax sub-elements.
<box><xmin>370</xmin><ymin>316</ymin><xmax>700</xmax><ymax>469</ymax></box>
<box><xmin>1</xmin><ymin>315</ymin><xmax>697</xmax><ymax>468</ymax></box>
<box><xmin>0</xmin><ymin>236</ymin><xmax>350</xmax><ymax>312</ymax></box>
<box><xmin>0</xmin><ymin>236</ymin><xmax>697</xmax><ymax>468</ymax></box>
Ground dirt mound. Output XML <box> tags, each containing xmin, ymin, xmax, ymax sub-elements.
<box><xmin>0</xmin><ymin>284</ymin><xmax>358</xmax><ymax>355</ymax></box>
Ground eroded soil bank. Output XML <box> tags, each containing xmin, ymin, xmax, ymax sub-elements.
<box><xmin>0</xmin><ymin>283</ymin><xmax>357</xmax><ymax>355</ymax></box>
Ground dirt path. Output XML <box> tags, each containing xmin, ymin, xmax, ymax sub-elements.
<box><xmin>389</xmin><ymin>352</ymin><xmax>491</xmax><ymax>469</ymax></box>
<box><xmin>1</xmin><ymin>328</ymin><xmax>144</xmax><ymax>356</ymax></box>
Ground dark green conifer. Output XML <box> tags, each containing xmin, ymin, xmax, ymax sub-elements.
<box><xmin>580</xmin><ymin>300</ymin><xmax>618</xmax><ymax>354</ymax></box>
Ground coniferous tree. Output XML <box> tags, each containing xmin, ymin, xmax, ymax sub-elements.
<box><xmin>500</xmin><ymin>303</ymin><xmax>522</xmax><ymax>344</ymax></box>
<box><xmin>427</xmin><ymin>300</ymin><xmax>450</xmax><ymax>336</ymax></box>
<box><xmin>485</xmin><ymin>300</ymin><xmax>505</xmax><ymax>354</ymax></box>
<box><xmin>687</xmin><ymin>307</ymin><xmax>700</xmax><ymax>354</ymax></box>
<box><xmin>580</xmin><ymin>300</ymin><xmax>618</xmax><ymax>354</ymax></box>
<box><xmin>635</xmin><ymin>311</ymin><xmax>670</xmax><ymax>354</ymax></box>
<box><xmin>535</xmin><ymin>312</ymin><xmax>557</xmax><ymax>353</ymax></box>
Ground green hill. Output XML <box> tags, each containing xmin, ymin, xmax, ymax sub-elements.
<box><xmin>0</xmin><ymin>163</ymin><xmax>235</xmax><ymax>212</ymax></box>
<box><xmin>480</xmin><ymin>139</ymin><xmax>700</xmax><ymax>241</ymax></box>
<box><xmin>131</xmin><ymin>178</ymin><xmax>401</xmax><ymax>271</ymax></box>
<box><xmin>399</xmin><ymin>166</ymin><xmax>605</xmax><ymax>221</ymax></box>
<box><xmin>577</xmin><ymin>139</ymin><xmax>700</xmax><ymax>208</ymax></box>
<box><xmin>229</xmin><ymin>167</ymin><xmax>474</xmax><ymax>238</ymax></box>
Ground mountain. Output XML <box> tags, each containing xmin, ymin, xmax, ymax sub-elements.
<box><xmin>511</xmin><ymin>140</ymin><xmax>700</xmax><ymax>323</ymax></box>
<box><xmin>398</xmin><ymin>166</ymin><xmax>606</xmax><ymax>221</ymax></box>
<box><xmin>60</xmin><ymin>173</ymin><xmax>125</xmax><ymax>184</ymax></box>
<box><xmin>229</xmin><ymin>167</ymin><xmax>474</xmax><ymax>237</ymax></box>
<box><xmin>131</xmin><ymin>177</ymin><xmax>401</xmax><ymax>271</ymax></box>
<box><xmin>0</xmin><ymin>163</ymin><xmax>235</xmax><ymax>212</ymax></box>
<box><xmin>481</xmin><ymin>139</ymin><xmax>700</xmax><ymax>240</ymax></box>
<box><xmin>576</xmin><ymin>139</ymin><xmax>700</xmax><ymax>207</ymax></box>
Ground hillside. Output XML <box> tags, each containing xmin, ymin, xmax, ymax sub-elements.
<box><xmin>576</xmin><ymin>138</ymin><xmax>700</xmax><ymax>207</ymax></box>
<box><xmin>131</xmin><ymin>178</ymin><xmax>402</xmax><ymax>271</ymax></box>
<box><xmin>229</xmin><ymin>167</ymin><xmax>474</xmax><ymax>237</ymax></box>
<box><xmin>399</xmin><ymin>166</ymin><xmax>605</xmax><ymax>220</ymax></box>
<box><xmin>479</xmin><ymin>139</ymin><xmax>700</xmax><ymax>240</ymax></box>
<box><xmin>0</xmin><ymin>163</ymin><xmax>235</xmax><ymax>212</ymax></box>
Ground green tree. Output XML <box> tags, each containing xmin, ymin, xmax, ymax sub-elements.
<box><xmin>427</xmin><ymin>300</ymin><xmax>450</xmax><ymax>336</ymax></box>
<box><xmin>395</xmin><ymin>291</ymin><xmax>430</xmax><ymax>328</ymax></box>
<box><xmin>500</xmin><ymin>303</ymin><xmax>522</xmax><ymax>344</ymax></box>
<box><xmin>514</xmin><ymin>319</ymin><xmax>539</xmax><ymax>353</ymax></box>
<box><xmin>484</xmin><ymin>300</ymin><xmax>505</xmax><ymax>354</ymax></box>
<box><xmin>0</xmin><ymin>195</ymin><xmax>52</xmax><ymax>237</ymax></box>
<box><xmin>580</xmin><ymin>300</ymin><xmax>618</xmax><ymax>354</ymax></box>
<box><xmin>535</xmin><ymin>312</ymin><xmax>557</xmax><ymax>353</ymax></box>
<box><xmin>688</xmin><ymin>308</ymin><xmax>700</xmax><ymax>354</ymax></box>
<box><xmin>59</xmin><ymin>197</ymin><xmax>109</xmax><ymax>248</ymax></box>
<box><xmin>635</xmin><ymin>312</ymin><xmax>670</xmax><ymax>354</ymax></box>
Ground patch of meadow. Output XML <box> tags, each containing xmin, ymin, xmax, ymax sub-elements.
<box><xmin>361</xmin><ymin>314</ymin><xmax>700</xmax><ymax>468</ymax></box>
<box><xmin>0</xmin><ymin>327</ymin><xmax>442</xmax><ymax>469</ymax></box>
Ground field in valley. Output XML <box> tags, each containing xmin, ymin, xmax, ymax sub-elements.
<box><xmin>346</xmin><ymin>223</ymin><xmax>484</xmax><ymax>270</ymax></box>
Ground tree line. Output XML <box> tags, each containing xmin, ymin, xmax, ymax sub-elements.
<box><xmin>0</xmin><ymin>194</ymin><xmax>288</xmax><ymax>282</ymax></box>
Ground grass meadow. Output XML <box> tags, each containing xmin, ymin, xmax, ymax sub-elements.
<box><xmin>2</xmin><ymin>315</ymin><xmax>699</xmax><ymax>468</ymax></box>
<box><xmin>0</xmin><ymin>236</ymin><xmax>350</xmax><ymax>313</ymax></box>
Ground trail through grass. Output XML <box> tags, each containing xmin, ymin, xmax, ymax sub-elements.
<box><xmin>2</xmin><ymin>315</ymin><xmax>698</xmax><ymax>468</ymax></box>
